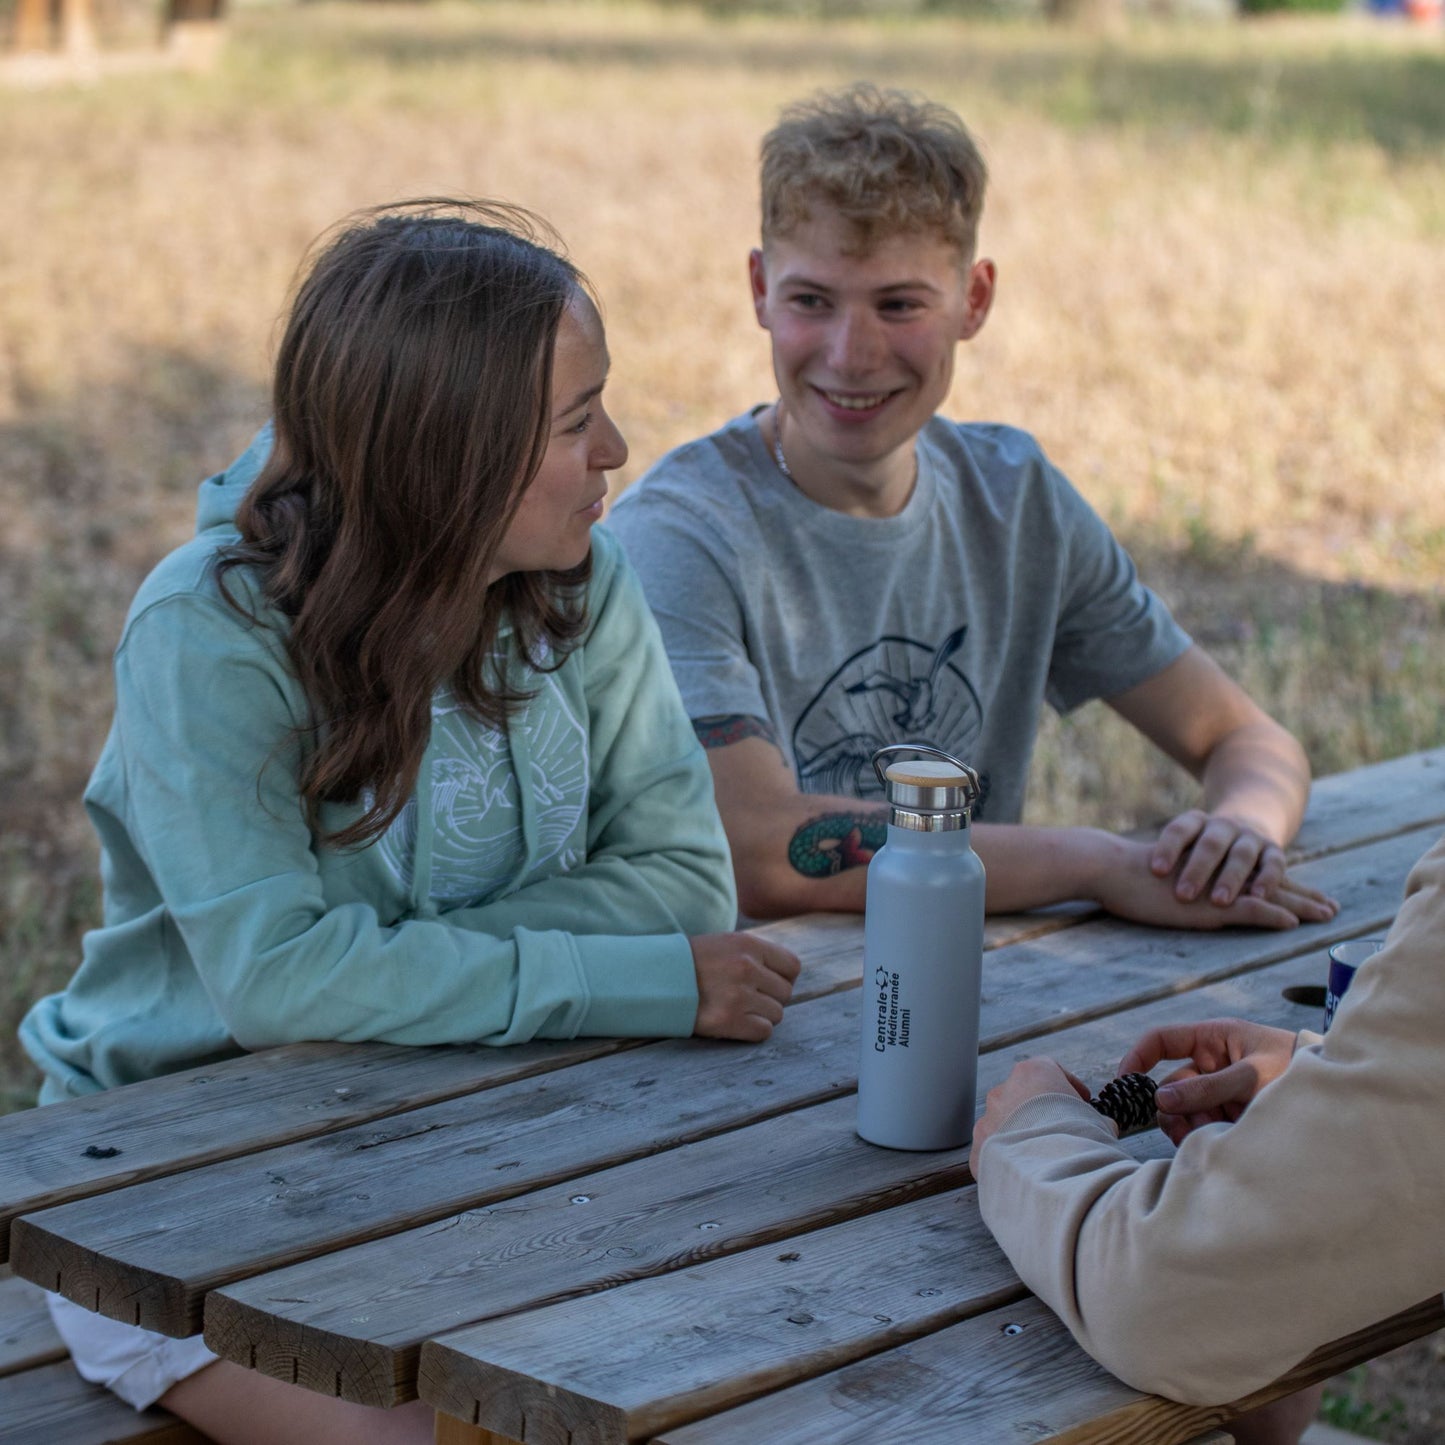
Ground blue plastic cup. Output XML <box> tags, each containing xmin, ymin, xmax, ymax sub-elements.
<box><xmin>1323</xmin><ymin>938</ymin><xmax>1386</xmax><ymax>1032</ymax></box>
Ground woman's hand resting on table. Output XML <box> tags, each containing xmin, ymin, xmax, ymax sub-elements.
<box><xmin>1118</xmin><ymin>1017</ymin><xmax>1298</xmax><ymax>1146</ymax></box>
<box><xmin>690</xmin><ymin>932</ymin><xmax>801</xmax><ymax>1042</ymax></box>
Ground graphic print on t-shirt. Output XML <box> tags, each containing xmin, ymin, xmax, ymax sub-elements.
<box><xmin>378</xmin><ymin>679</ymin><xmax>588</xmax><ymax>905</ymax></box>
<box><xmin>791</xmin><ymin>626</ymin><xmax>985</xmax><ymax>803</ymax></box>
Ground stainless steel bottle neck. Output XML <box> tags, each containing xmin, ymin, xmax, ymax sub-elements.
<box><xmin>890</xmin><ymin>807</ymin><xmax>969</xmax><ymax>832</ymax></box>
<box><xmin>871</xmin><ymin>745</ymin><xmax>980</xmax><ymax>830</ymax></box>
<box><xmin>884</xmin><ymin>778</ymin><xmax>975</xmax><ymax>814</ymax></box>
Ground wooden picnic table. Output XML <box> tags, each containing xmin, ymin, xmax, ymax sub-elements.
<box><xmin>4</xmin><ymin>749</ymin><xmax>1445</xmax><ymax>1445</ymax></box>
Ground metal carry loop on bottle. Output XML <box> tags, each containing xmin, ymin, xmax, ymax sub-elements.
<box><xmin>871</xmin><ymin>743</ymin><xmax>981</xmax><ymax>831</ymax></box>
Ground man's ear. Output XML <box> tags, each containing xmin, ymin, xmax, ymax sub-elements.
<box><xmin>958</xmin><ymin>257</ymin><xmax>997</xmax><ymax>341</ymax></box>
<box><xmin>748</xmin><ymin>248</ymin><xmax>771</xmax><ymax>329</ymax></box>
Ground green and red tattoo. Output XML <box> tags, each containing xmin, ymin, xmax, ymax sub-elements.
<box><xmin>788</xmin><ymin>811</ymin><xmax>889</xmax><ymax>878</ymax></box>
<box><xmin>691</xmin><ymin>715</ymin><xmax>887</xmax><ymax>878</ymax></box>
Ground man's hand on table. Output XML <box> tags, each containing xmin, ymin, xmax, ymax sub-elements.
<box><xmin>1149</xmin><ymin>807</ymin><xmax>1339</xmax><ymax>919</ymax></box>
<box><xmin>1089</xmin><ymin>833</ymin><xmax>1337</xmax><ymax>931</ymax></box>
<box><xmin>968</xmin><ymin>1058</ymin><xmax>1090</xmax><ymax>1177</ymax></box>
<box><xmin>690</xmin><ymin>932</ymin><xmax>801</xmax><ymax>1042</ymax></box>
<box><xmin>1119</xmin><ymin>1017</ymin><xmax>1298</xmax><ymax>1147</ymax></box>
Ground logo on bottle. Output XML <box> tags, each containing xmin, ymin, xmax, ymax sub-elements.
<box><xmin>873</xmin><ymin>965</ymin><xmax>911</xmax><ymax>1052</ymax></box>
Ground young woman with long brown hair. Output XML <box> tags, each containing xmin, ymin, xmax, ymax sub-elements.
<box><xmin>20</xmin><ymin>199</ymin><xmax>798</xmax><ymax>1443</ymax></box>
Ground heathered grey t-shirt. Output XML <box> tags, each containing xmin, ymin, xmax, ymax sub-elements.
<box><xmin>605</xmin><ymin>409</ymin><xmax>1190</xmax><ymax>822</ymax></box>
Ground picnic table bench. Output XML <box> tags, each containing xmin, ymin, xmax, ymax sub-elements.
<box><xmin>3</xmin><ymin>748</ymin><xmax>1444</xmax><ymax>1445</ymax></box>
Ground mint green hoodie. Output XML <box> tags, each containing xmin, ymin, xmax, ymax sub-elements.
<box><xmin>22</xmin><ymin>430</ymin><xmax>735</xmax><ymax>1100</ymax></box>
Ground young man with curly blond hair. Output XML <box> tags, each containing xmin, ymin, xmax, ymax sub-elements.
<box><xmin>608</xmin><ymin>84</ymin><xmax>1333</xmax><ymax>937</ymax></box>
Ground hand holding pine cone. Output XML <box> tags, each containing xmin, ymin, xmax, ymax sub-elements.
<box><xmin>1089</xmin><ymin>1072</ymin><xmax>1158</xmax><ymax>1134</ymax></box>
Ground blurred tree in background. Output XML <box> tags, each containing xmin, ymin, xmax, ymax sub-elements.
<box><xmin>2</xmin><ymin>0</ymin><xmax>224</xmax><ymax>56</ymax></box>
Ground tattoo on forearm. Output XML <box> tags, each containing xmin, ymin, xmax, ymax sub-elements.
<box><xmin>693</xmin><ymin>714</ymin><xmax>779</xmax><ymax>750</ymax></box>
<box><xmin>789</xmin><ymin>811</ymin><xmax>889</xmax><ymax>879</ymax></box>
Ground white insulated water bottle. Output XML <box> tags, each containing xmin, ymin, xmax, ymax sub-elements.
<box><xmin>857</xmin><ymin>744</ymin><xmax>986</xmax><ymax>1152</ymax></box>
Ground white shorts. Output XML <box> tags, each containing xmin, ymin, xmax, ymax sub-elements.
<box><xmin>46</xmin><ymin>1291</ymin><xmax>219</xmax><ymax>1410</ymax></box>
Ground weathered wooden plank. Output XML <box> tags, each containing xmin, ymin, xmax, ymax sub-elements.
<box><xmin>1291</xmin><ymin>747</ymin><xmax>1445</xmax><ymax>859</ymax></box>
<box><xmin>13</xmin><ymin>990</ymin><xmax>869</xmax><ymax>1336</ymax></box>
<box><xmin>974</xmin><ymin>824</ymin><xmax>1434</xmax><ymax>1053</ymax></box>
<box><xmin>0</xmin><ymin>902</ymin><xmax>923</xmax><ymax>1276</ymax></box>
<box><xmin>414</xmin><ymin>954</ymin><xmax>1320</xmax><ymax>1443</ymax></box>
<box><xmin>418</xmin><ymin>1136</ymin><xmax>1161</xmax><ymax>1444</ymax></box>
<box><xmin>655</xmin><ymin>1296</ymin><xmax>1156</xmax><ymax>1445</ymax></box>
<box><xmin>0</xmin><ymin>1266</ymin><xmax>65</xmax><ymax>1377</ymax></box>
<box><xmin>204</xmin><ymin>1094</ymin><xmax>974</xmax><ymax>1409</ymax></box>
<box><xmin>5</xmin><ymin>752</ymin><xmax>1437</xmax><ymax>1267</ymax></box>
<box><xmin>0</xmin><ymin>904</ymin><xmax>896</xmax><ymax>1273</ymax></box>
<box><xmin>804</xmin><ymin>816</ymin><xmax>1432</xmax><ymax>1043</ymax></box>
<box><xmin>757</xmin><ymin>905</ymin><xmax>1096</xmax><ymax>1006</ymax></box>
<box><xmin>0</xmin><ymin>911</ymin><xmax>888</xmax><ymax>1274</ymax></box>
<box><xmin>793</xmin><ymin>822</ymin><xmax>1436</xmax><ymax>1006</ymax></box>
<box><xmin>0</xmin><ymin>1036</ymin><xmax>641</xmax><ymax>1264</ymax></box>
<box><xmin>761</xmin><ymin>757</ymin><xmax>1445</xmax><ymax>1002</ymax></box>
<box><xmin>13</xmin><ymin>847</ymin><xmax>1381</xmax><ymax>1345</ymax></box>
<box><xmin>14</xmin><ymin>826</ymin><xmax>1433</xmax><ymax>1398</ymax></box>
<box><xmin>4</xmin><ymin>798</ymin><xmax>1430</xmax><ymax>1280</ymax></box>
<box><xmin>759</xmin><ymin>824</ymin><xmax>1424</xmax><ymax>1031</ymax></box>
<box><xmin>200</xmin><ymin>944</ymin><xmax>1337</xmax><ymax>1411</ymax></box>
<box><xmin>419</xmin><ymin>1181</ymin><xmax>1012</xmax><ymax>1443</ymax></box>
<box><xmin>656</xmin><ymin>1295</ymin><xmax>1445</xmax><ymax>1445</ymax></box>
<box><xmin>0</xmin><ymin>1358</ymin><xmax>212</xmax><ymax>1444</ymax></box>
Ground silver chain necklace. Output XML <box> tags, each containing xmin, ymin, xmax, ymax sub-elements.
<box><xmin>771</xmin><ymin>402</ymin><xmax>794</xmax><ymax>481</ymax></box>
<box><xmin>770</xmin><ymin>400</ymin><xmax>921</xmax><ymax>499</ymax></box>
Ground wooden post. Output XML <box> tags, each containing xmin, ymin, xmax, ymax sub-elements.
<box><xmin>161</xmin><ymin>0</ymin><xmax>226</xmax><ymax>65</ymax></box>
<box><xmin>12</xmin><ymin>0</ymin><xmax>54</xmax><ymax>52</ymax></box>
<box><xmin>58</xmin><ymin>0</ymin><xmax>95</xmax><ymax>55</ymax></box>
<box><xmin>164</xmin><ymin>0</ymin><xmax>225</xmax><ymax>23</ymax></box>
<box><xmin>434</xmin><ymin>1413</ymin><xmax>523</xmax><ymax>1445</ymax></box>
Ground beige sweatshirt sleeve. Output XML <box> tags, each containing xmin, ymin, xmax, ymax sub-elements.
<box><xmin>976</xmin><ymin>831</ymin><xmax>1445</xmax><ymax>1405</ymax></box>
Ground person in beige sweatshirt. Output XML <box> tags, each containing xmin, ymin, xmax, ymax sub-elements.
<box><xmin>971</xmin><ymin>830</ymin><xmax>1445</xmax><ymax>1445</ymax></box>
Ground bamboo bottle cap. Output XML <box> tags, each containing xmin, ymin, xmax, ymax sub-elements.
<box><xmin>883</xmin><ymin>759</ymin><xmax>973</xmax><ymax>788</ymax></box>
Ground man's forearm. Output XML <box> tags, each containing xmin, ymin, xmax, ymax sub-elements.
<box><xmin>971</xmin><ymin>824</ymin><xmax>1119</xmax><ymax>914</ymax></box>
<box><xmin>698</xmin><ymin>717</ymin><xmax>882</xmax><ymax>917</ymax></box>
<box><xmin>1198</xmin><ymin>720</ymin><xmax>1311</xmax><ymax>846</ymax></box>
<box><xmin>756</xmin><ymin>815</ymin><xmax>1110</xmax><ymax>919</ymax></box>
<box><xmin>750</xmin><ymin>806</ymin><xmax>885</xmax><ymax>916</ymax></box>
<box><xmin>701</xmin><ymin>716</ymin><xmax>1160</xmax><ymax>920</ymax></box>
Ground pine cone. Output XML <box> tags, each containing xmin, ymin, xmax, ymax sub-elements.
<box><xmin>1090</xmin><ymin>1073</ymin><xmax>1158</xmax><ymax>1134</ymax></box>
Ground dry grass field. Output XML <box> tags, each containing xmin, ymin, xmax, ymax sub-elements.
<box><xmin>1</xmin><ymin>3</ymin><xmax>1443</xmax><ymax>1430</ymax></box>
<box><xmin>4</xmin><ymin>0</ymin><xmax>1444</xmax><ymax>1071</ymax></box>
